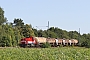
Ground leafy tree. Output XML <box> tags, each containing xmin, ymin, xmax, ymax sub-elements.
<box><xmin>43</xmin><ymin>30</ymin><xmax>48</xmax><ymax>38</ymax></box>
<box><xmin>48</xmin><ymin>30</ymin><xmax>57</xmax><ymax>38</ymax></box>
<box><xmin>0</xmin><ymin>7</ymin><xmax>7</xmax><ymax>25</ymax></box>
<box><xmin>49</xmin><ymin>27</ymin><xmax>55</xmax><ymax>32</ymax></box>
<box><xmin>13</xmin><ymin>18</ymin><xmax>24</xmax><ymax>27</ymax></box>
<box><xmin>20</xmin><ymin>24</ymin><xmax>35</xmax><ymax>37</ymax></box>
<box><xmin>62</xmin><ymin>30</ymin><xmax>69</xmax><ymax>39</ymax></box>
<box><xmin>32</xmin><ymin>28</ymin><xmax>38</xmax><ymax>36</ymax></box>
<box><xmin>37</xmin><ymin>30</ymin><xmax>43</xmax><ymax>37</ymax></box>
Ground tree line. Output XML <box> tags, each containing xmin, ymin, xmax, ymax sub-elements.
<box><xmin>0</xmin><ymin>7</ymin><xmax>90</xmax><ymax>47</ymax></box>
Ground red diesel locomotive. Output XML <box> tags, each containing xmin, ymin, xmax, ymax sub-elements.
<box><xmin>20</xmin><ymin>36</ymin><xmax>37</xmax><ymax>47</ymax></box>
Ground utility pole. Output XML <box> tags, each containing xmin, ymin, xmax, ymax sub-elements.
<box><xmin>78</xmin><ymin>28</ymin><xmax>80</xmax><ymax>45</ymax></box>
<box><xmin>48</xmin><ymin>21</ymin><xmax>49</xmax><ymax>29</ymax></box>
<box><xmin>35</xmin><ymin>21</ymin><xmax>50</xmax><ymax>37</ymax></box>
<box><xmin>47</xmin><ymin>21</ymin><xmax>49</xmax><ymax>37</ymax></box>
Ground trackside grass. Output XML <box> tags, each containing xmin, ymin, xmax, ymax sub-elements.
<box><xmin>0</xmin><ymin>47</ymin><xmax>90</xmax><ymax>60</ymax></box>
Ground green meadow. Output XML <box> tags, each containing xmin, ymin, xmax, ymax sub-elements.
<box><xmin>0</xmin><ymin>47</ymin><xmax>90</xmax><ymax>60</ymax></box>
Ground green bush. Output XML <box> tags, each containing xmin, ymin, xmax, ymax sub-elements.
<box><xmin>81</xmin><ymin>41</ymin><xmax>88</xmax><ymax>47</ymax></box>
<box><xmin>59</xmin><ymin>44</ymin><xmax>63</xmax><ymax>47</ymax></box>
<box><xmin>86</xmin><ymin>41</ymin><xmax>90</xmax><ymax>48</ymax></box>
<box><xmin>81</xmin><ymin>40</ymin><xmax>90</xmax><ymax>48</ymax></box>
<box><xmin>41</xmin><ymin>42</ymin><xmax>51</xmax><ymax>48</ymax></box>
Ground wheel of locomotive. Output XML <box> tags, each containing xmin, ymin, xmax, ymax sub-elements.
<box><xmin>19</xmin><ymin>44</ymin><xmax>26</xmax><ymax>48</ymax></box>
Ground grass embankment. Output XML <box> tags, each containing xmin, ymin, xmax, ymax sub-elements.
<box><xmin>0</xmin><ymin>47</ymin><xmax>90</xmax><ymax>60</ymax></box>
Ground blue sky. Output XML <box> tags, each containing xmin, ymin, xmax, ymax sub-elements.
<box><xmin>0</xmin><ymin>0</ymin><xmax>90</xmax><ymax>34</ymax></box>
